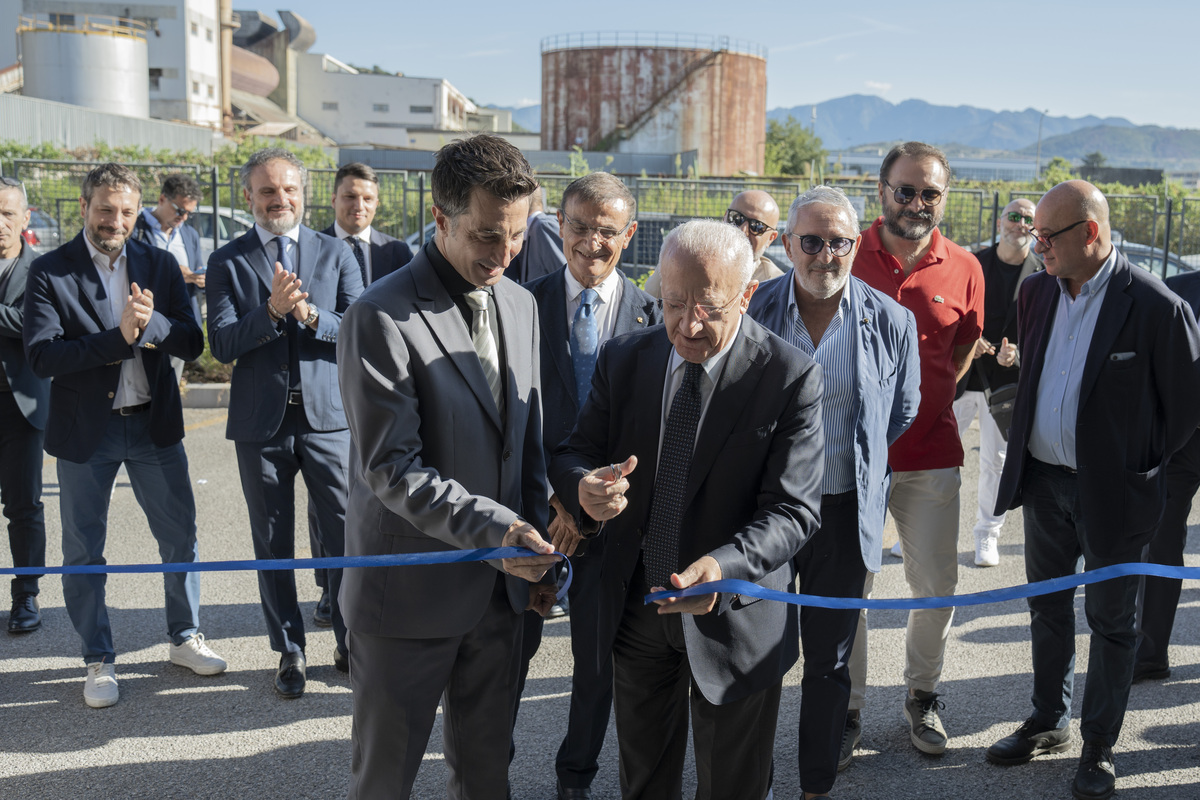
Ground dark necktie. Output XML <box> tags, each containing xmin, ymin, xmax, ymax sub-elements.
<box><xmin>276</xmin><ymin>237</ymin><xmax>300</xmax><ymax>388</ymax></box>
<box><xmin>570</xmin><ymin>288</ymin><xmax>599</xmax><ymax>407</ymax></box>
<box><xmin>643</xmin><ymin>361</ymin><xmax>704</xmax><ymax>591</ymax></box>
<box><xmin>348</xmin><ymin>237</ymin><xmax>368</xmax><ymax>286</ymax></box>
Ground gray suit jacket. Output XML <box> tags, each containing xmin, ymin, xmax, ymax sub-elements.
<box><xmin>337</xmin><ymin>246</ymin><xmax>550</xmax><ymax>638</ymax></box>
<box><xmin>0</xmin><ymin>241</ymin><xmax>49</xmax><ymax>429</ymax></box>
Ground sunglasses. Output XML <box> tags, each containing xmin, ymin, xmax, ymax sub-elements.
<box><xmin>881</xmin><ymin>179</ymin><xmax>945</xmax><ymax>207</ymax></box>
<box><xmin>0</xmin><ymin>176</ymin><xmax>22</xmax><ymax>188</ymax></box>
<box><xmin>787</xmin><ymin>233</ymin><xmax>855</xmax><ymax>257</ymax></box>
<box><xmin>1006</xmin><ymin>211</ymin><xmax>1034</xmax><ymax>225</ymax></box>
<box><xmin>1030</xmin><ymin>219</ymin><xmax>1090</xmax><ymax>250</ymax></box>
<box><xmin>725</xmin><ymin>209</ymin><xmax>775</xmax><ymax>236</ymax></box>
<box><xmin>170</xmin><ymin>200</ymin><xmax>191</xmax><ymax>219</ymax></box>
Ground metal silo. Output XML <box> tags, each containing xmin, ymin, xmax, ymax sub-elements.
<box><xmin>19</xmin><ymin>14</ymin><xmax>150</xmax><ymax>119</ymax></box>
<box><xmin>541</xmin><ymin>32</ymin><xmax>768</xmax><ymax>176</ymax></box>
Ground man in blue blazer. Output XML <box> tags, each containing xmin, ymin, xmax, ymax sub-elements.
<box><xmin>130</xmin><ymin>173</ymin><xmax>205</xmax><ymax>325</ymax></box>
<box><xmin>206</xmin><ymin>148</ymin><xmax>363</xmax><ymax>698</ymax></box>
<box><xmin>748</xmin><ymin>186</ymin><xmax>920</xmax><ymax>795</ymax></box>
<box><xmin>0</xmin><ymin>178</ymin><xmax>50</xmax><ymax>633</ymax></box>
<box><xmin>551</xmin><ymin>219</ymin><xmax>824</xmax><ymax>800</ymax></box>
<box><xmin>24</xmin><ymin>164</ymin><xmax>225</xmax><ymax>708</ymax></box>
<box><xmin>522</xmin><ymin>172</ymin><xmax>659</xmax><ymax>800</ymax></box>
<box><xmin>987</xmin><ymin>181</ymin><xmax>1200</xmax><ymax>800</ymax></box>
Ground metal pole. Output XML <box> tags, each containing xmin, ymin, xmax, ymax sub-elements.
<box><xmin>1162</xmin><ymin>197</ymin><xmax>1174</xmax><ymax>279</ymax></box>
<box><xmin>991</xmin><ymin>191</ymin><xmax>999</xmax><ymax>246</ymax></box>
<box><xmin>418</xmin><ymin>174</ymin><xmax>426</xmax><ymax>246</ymax></box>
<box><xmin>210</xmin><ymin>166</ymin><xmax>219</xmax><ymax>253</ymax></box>
<box><xmin>1035</xmin><ymin>109</ymin><xmax>1048</xmax><ymax>177</ymax></box>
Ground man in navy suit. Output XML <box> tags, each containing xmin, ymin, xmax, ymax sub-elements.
<box><xmin>304</xmin><ymin>161</ymin><xmax>413</xmax><ymax>627</ymax></box>
<box><xmin>551</xmin><ymin>219</ymin><xmax>824</xmax><ymax>800</ymax></box>
<box><xmin>24</xmin><ymin>163</ymin><xmax>226</xmax><ymax>708</ymax></box>
<box><xmin>509</xmin><ymin>185</ymin><xmax>566</xmax><ymax>284</ymax></box>
<box><xmin>522</xmin><ymin>172</ymin><xmax>659</xmax><ymax>799</ymax></box>
<box><xmin>206</xmin><ymin>148</ymin><xmax>363</xmax><ymax>698</ymax></box>
<box><xmin>0</xmin><ymin>177</ymin><xmax>49</xmax><ymax>633</ymax></box>
<box><xmin>1131</xmin><ymin>269</ymin><xmax>1200</xmax><ymax>682</ymax></box>
<box><xmin>986</xmin><ymin>181</ymin><xmax>1200</xmax><ymax>800</ymax></box>
<box><xmin>748</xmin><ymin>185</ymin><xmax>920</xmax><ymax>796</ymax></box>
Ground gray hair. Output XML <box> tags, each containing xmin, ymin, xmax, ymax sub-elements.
<box><xmin>240</xmin><ymin>148</ymin><xmax>308</xmax><ymax>193</ymax></box>
<box><xmin>787</xmin><ymin>185</ymin><xmax>859</xmax><ymax>233</ymax></box>
<box><xmin>659</xmin><ymin>218</ymin><xmax>754</xmax><ymax>288</ymax></box>
<box><xmin>0</xmin><ymin>177</ymin><xmax>28</xmax><ymax>210</ymax></box>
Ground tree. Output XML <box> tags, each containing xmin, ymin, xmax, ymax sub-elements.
<box><xmin>1082</xmin><ymin>151</ymin><xmax>1108</xmax><ymax>169</ymax></box>
<box><xmin>764</xmin><ymin>116</ymin><xmax>827</xmax><ymax>177</ymax></box>
<box><xmin>1037</xmin><ymin>156</ymin><xmax>1076</xmax><ymax>190</ymax></box>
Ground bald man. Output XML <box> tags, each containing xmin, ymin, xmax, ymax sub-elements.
<box><xmin>953</xmin><ymin>198</ymin><xmax>1040</xmax><ymax>567</ymax></box>
<box><xmin>986</xmin><ymin>180</ymin><xmax>1200</xmax><ymax>800</ymax></box>
<box><xmin>644</xmin><ymin>190</ymin><xmax>784</xmax><ymax>297</ymax></box>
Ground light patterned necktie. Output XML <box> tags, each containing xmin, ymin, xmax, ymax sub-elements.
<box><xmin>465</xmin><ymin>289</ymin><xmax>503</xmax><ymax>413</ymax></box>
<box><xmin>643</xmin><ymin>361</ymin><xmax>704</xmax><ymax>591</ymax></box>
<box><xmin>571</xmin><ymin>288</ymin><xmax>599</xmax><ymax>407</ymax></box>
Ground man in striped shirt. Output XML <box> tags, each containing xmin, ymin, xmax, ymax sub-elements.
<box><xmin>748</xmin><ymin>186</ymin><xmax>920</xmax><ymax>798</ymax></box>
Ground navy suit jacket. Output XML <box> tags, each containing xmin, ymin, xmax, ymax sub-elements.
<box><xmin>748</xmin><ymin>272</ymin><xmax>921</xmax><ymax>572</ymax></box>
<box><xmin>206</xmin><ymin>226</ymin><xmax>363</xmax><ymax>442</ymax></box>
<box><xmin>995</xmin><ymin>251</ymin><xmax>1200</xmax><ymax>557</ymax></box>
<box><xmin>320</xmin><ymin>225</ymin><xmax>412</xmax><ymax>284</ymax></box>
<box><xmin>512</xmin><ymin>211</ymin><xmax>566</xmax><ymax>285</ymax></box>
<box><xmin>550</xmin><ymin>318</ymin><xmax>824</xmax><ymax>704</ymax></box>
<box><xmin>23</xmin><ymin>233</ymin><xmax>202</xmax><ymax>463</ymax></box>
<box><xmin>525</xmin><ymin>267</ymin><xmax>660</xmax><ymax>463</ymax></box>
<box><xmin>0</xmin><ymin>241</ymin><xmax>50</xmax><ymax>429</ymax></box>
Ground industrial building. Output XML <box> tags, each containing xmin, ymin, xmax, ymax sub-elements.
<box><xmin>541</xmin><ymin>32</ymin><xmax>768</xmax><ymax>176</ymax></box>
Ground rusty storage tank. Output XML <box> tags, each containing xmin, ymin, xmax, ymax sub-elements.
<box><xmin>18</xmin><ymin>14</ymin><xmax>150</xmax><ymax>118</ymax></box>
<box><xmin>541</xmin><ymin>32</ymin><xmax>767</xmax><ymax>176</ymax></box>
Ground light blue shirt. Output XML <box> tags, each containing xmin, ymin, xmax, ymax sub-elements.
<box><xmin>786</xmin><ymin>277</ymin><xmax>856</xmax><ymax>494</ymax></box>
<box><xmin>1028</xmin><ymin>246</ymin><xmax>1118</xmax><ymax>469</ymax></box>
<box><xmin>140</xmin><ymin>207</ymin><xmax>189</xmax><ymax>268</ymax></box>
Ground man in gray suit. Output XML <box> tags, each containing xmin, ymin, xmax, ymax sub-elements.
<box><xmin>337</xmin><ymin>134</ymin><xmax>559</xmax><ymax>799</ymax></box>
<box><xmin>206</xmin><ymin>148</ymin><xmax>363</xmax><ymax>698</ymax></box>
<box><xmin>551</xmin><ymin>219</ymin><xmax>824</xmax><ymax>799</ymax></box>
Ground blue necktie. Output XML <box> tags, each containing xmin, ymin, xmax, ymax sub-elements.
<box><xmin>276</xmin><ymin>237</ymin><xmax>300</xmax><ymax>388</ymax></box>
<box><xmin>571</xmin><ymin>288</ymin><xmax>599</xmax><ymax>407</ymax></box>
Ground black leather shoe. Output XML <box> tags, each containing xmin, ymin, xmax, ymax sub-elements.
<box><xmin>1073</xmin><ymin>741</ymin><xmax>1116</xmax><ymax>799</ymax></box>
<box><xmin>333</xmin><ymin>646</ymin><xmax>349</xmax><ymax>674</ymax></box>
<box><xmin>986</xmin><ymin>717</ymin><xmax>1071</xmax><ymax>765</ymax></box>
<box><xmin>274</xmin><ymin>651</ymin><xmax>306</xmax><ymax>699</ymax></box>
<box><xmin>8</xmin><ymin>593</ymin><xmax>41</xmax><ymax>634</ymax></box>
<box><xmin>556</xmin><ymin>780</ymin><xmax>593</xmax><ymax>800</ymax></box>
<box><xmin>313</xmin><ymin>589</ymin><xmax>332</xmax><ymax>628</ymax></box>
<box><xmin>1132</xmin><ymin>660</ymin><xmax>1170</xmax><ymax>683</ymax></box>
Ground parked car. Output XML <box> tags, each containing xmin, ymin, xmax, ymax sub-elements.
<box><xmin>189</xmin><ymin>206</ymin><xmax>256</xmax><ymax>263</ymax></box>
<box><xmin>22</xmin><ymin>207</ymin><xmax>62</xmax><ymax>254</ymax></box>
<box><xmin>404</xmin><ymin>220</ymin><xmax>438</xmax><ymax>257</ymax></box>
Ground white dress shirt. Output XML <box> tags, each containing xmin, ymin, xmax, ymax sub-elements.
<box><xmin>334</xmin><ymin>221</ymin><xmax>373</xmax><ymax>284</ymax></box>
<box><xmin>657</xmin><ymin>317</ymin><xmax>742</xmax><ymax>467</ymax></box>
<box><xmin>84</xmin><ymin>235</ymin><xmax>151</xmax><ymax>409</ymax></box>
<box><xmin>564</xmin><ymin>266</ymin><xmax>625</xmax><ymax>344</ymax></box>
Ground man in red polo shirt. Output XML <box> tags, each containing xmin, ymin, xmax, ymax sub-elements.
<box><xmin>839</xmin><ymin>142</ymin><xmax>985</xmax><ymax>766</ymax></box>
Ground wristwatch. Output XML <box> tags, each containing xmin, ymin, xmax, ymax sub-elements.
<box><xmin>303</xmin><ymin>306</ymin><xmax>319</xmax><ymax>327</ymax></box>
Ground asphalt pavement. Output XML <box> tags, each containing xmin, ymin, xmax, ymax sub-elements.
<box><xmin>2</xmin><ymin>409</ymin><xmax>1199</xmax><ymax>799</ymax></box>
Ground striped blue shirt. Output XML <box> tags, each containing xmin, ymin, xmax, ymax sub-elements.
<box><xmin>787</xmin><ymin>277</ymin><xmax>856</xmax><ymax>494</ymax></box>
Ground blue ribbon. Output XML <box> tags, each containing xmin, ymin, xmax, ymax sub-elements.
<box><xmin>644</xmin><ymin>562</ymin><xmax>1200</xmax><ymax>609</ymax></box>
<box><xmin>1</xmin><ymin>547</ymin><xmax>573</xmax><ymax>602</ymax></box>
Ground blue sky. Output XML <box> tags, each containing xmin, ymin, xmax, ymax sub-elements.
<box><xmin>291</xmin><ymin>0</ymin><xmax>1200</xmax><ymax>129</ymax></box>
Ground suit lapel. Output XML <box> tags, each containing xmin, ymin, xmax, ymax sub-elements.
<box><xmin>540</xmin><ymin>271</ymin><xmax>577</xmax><ymax>405</ymax></box>
<box><xmin>4</xmin><ymin>245</ymin><xmax>35</xmax><ymax>305</ymax></box>
<box><xmin>634</xmin><ymin>335</ymin><xmax>672</xmax><ymax>480</ymax></box>
<box><xmin>1078</xmin><ymin>258</ymin><xmax>1133</xmax><ymax>405</ymax></box>
<box><xmin>297</xmin><ymin>226</ymin><xmax>320</xmax><ymax>287</ymax></box>
<box><xmin>411</xmin><ymin>256</ymin><xmax>502</xmax><ymax>431</ymax></box>
<box><xmin>612</xmin><ymin>276</ymin><xmax>651</xmax><ymax>335</ymax></box>
<box><xmin>1025</xmin><ymin>275</ymin><xmax>1061</xmax><ymax>398</ymax></box>
<box><xmin>68</xmin><ymin>234</ymin><xmax>114</xmax><ymax>329</ymax></box>
<box><xmin>239</xmin><ymin>229</ymin><xmax>275</xmax><ymax>294</ymax></box>
<box><xmin>494</xmin><ymin>280</ymin><xmax>524</xmax><ymax>428</ymax></box>
<box><xmin>683</xmin><ymin>322</ymin><xmax>768</xmax><ymax>508</ymax></box>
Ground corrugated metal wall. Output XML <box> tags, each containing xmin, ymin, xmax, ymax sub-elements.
<box><xmin>0</xmin><ymin>93</ymin><xmax>215</xmax><ymax>158</ymax></box>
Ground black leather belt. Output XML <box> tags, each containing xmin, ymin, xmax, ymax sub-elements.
<box><xmin>112</xmin><ymin>402</ymin><xmax>151</xmax><ymax>416</ymax></box>
<box><xmin>287</xmin><ymin>390</ymin><xmax>303</xmax><ymax>406</ymax></box>
<box><xmin>822</xmin><ymin>489</ymin><xmax>857</xmax><ymax>507</ymax></box>
<box><xmin>1033</xmin><ymin>458</ymin><xmax>1077</xmax><ymax>475</ymax></box>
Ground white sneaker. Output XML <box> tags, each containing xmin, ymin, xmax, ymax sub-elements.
<box><xmin>169</xmin><ymin>633</ymin><xmax>228</xmax><ymax>676</ymax></box>
<box><xmin>889</xmin><ymin>540</ymin><xmax>903</xmax><ymax>559</ymax></box>
<box><xmin>974</xmin><ymin>532</ymin><xmax>1000</xmax><ymax>567</ymax></box>
<box><xmin>84</xmin><ymin>662</ymin><xmax>119</xmax><ymax>708</ymax></box>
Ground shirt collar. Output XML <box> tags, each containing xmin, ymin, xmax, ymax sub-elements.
<box><xmin>1057</xmin><ymin>245</ymin><xmax>1117</xmax><ymax>299</ymax></box>
<box><xmin>83</xmin><ymin>232</ymin><xmax>127</xmax><ymax>273</ymax></box>
<box><xmin>334</xmin><ymin>221</ymin><xmax>372</xmax><ymax>243</ymax></box>
<box><xmin>141</xmin><ymin>207</ymin><xmax>166</xmax><ymax>234</ymax></box>
<box><xmin>255</xmin><ymin>223</ymin><xmax>301</xmax><ymax>249</ymax></box>
<box><xmin>666</xmin><ymin>316</ymin><xmax>743</xmax><ymax>386</ymax></box>
<box><xmin>564</xmin><ymin>266</ymin><xmax>621</xmax><ymax>305</ymax></box>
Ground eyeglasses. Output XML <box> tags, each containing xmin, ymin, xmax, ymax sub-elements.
<box><xmin>170</xmin><ymin>200</ymin><xmax>192</xmax><ymax>219</ymax></box>
<box><xmin>725</xmin><ymin>209</ymin><xmax>775</xmax><ymax>236</ymax></box>
<box><xmin>1030</xmin><ymin>219</ymin><xmax>1090</xmax><ymax>250</ymax></box>
<box><xmin>881</xmin><ymin>179</ymin><xmax>945</xmax><ymax>207</ymax></box>
<box><xmin>1006</xmin><ymin>211</ymin><xmax>1034</xmax><ymax>226</ymax></box>
<box><xmin>787</xmin><ymin>232</ymin><xmax>855</xmax><ymax>257</ymax></box>
<box><xmin>657</xmin><ymin>292</ymin><xmax>743</xmax><ymax>322</ymax></box>
<box><xmin>561</xmin><ymin>211</ymin><xmax>632</xmax><ymax>243</ymax></box>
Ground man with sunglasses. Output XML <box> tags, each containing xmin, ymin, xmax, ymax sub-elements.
<box><xmin>644</xmin><ymin>190</ymin><xmax>784</xmax><ymax>297</ymax></box>
<box><xmin>0</xmin><ymin>177</ymin><xmax>49</xmax><ymax>634</ymax></box>
<box><xmin>987</xmin><ymin>180</ymin><xmax>1200</xmax><ymax>800</ymax></box>
<box><xmin>747</xmin><ymin>186</ymin><xmax>920</xmax><ymax>798</ymax></box>
<box><xmin>953</xmin><ymin>199</ymin><xmax>1041</xmax><ymax>567</ymax></box>
<box><xmin>845</xmin><ymin>141</ymin><xmax>985</xmax><ymax>759</ymax></box>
